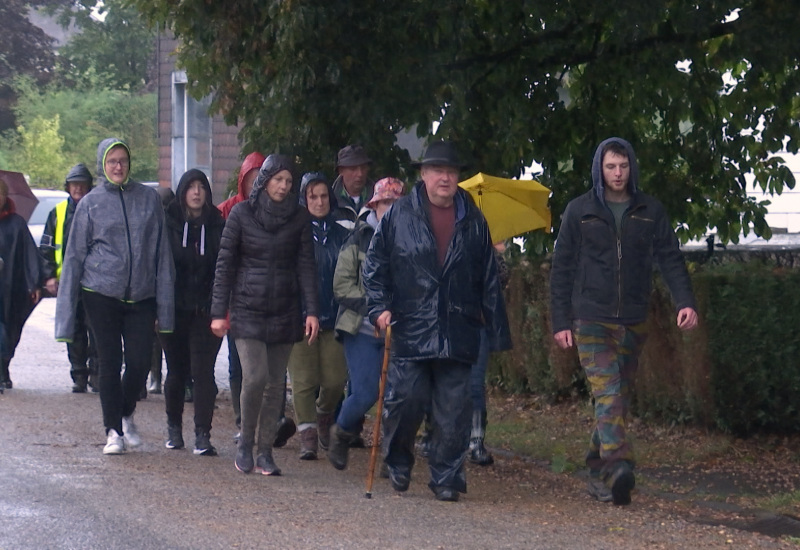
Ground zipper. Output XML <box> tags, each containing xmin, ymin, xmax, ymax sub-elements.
<box><xmin>616</xmin><ymin>237</ymin><xmax>622</xmax><ymax>317</ymax></box>
<box><xmin>118</xmin><ymin>187</ymin><xmax>134</xmax><ymax>301</ymax></box>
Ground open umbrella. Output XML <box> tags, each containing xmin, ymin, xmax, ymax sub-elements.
<box><xmin>0</xmin><ymin>170</ymin><xmax>38</xmax><ymax>222</ymax></box>
<box><xmin>459</xmin><ymin>172</ymin><xmax>551</xmax><ymax>243</ymax></box>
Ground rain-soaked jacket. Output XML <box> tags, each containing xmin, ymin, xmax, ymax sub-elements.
<box><xmin>165</xmin><ymin>169</ymin><xmax>224</xmax><ymax>314</ymax></box>
<box><xmin>210</xmin><ymin>155</ymin><xmax>318</xmax><ymax>344</ymax></box>
<box><xmin>55</xmin><ymin>137</ymin><xmax>175</xmax><ymax>341</ymax></box>
<box><xmin>218</xmin><ymin>152</ymin><xmax>265</xmax><ymax>220</ymax></box>
<box><xmin>549</xmin><ymin>137</ymin><xmax>696</xmax><ymax>334</ymax></box>
<box><xmin>299</xmin><ymin>173</ymin><xmax>350</xmax><ymax>331</ymax></box>
<box><xmin>363</xmin><ymin>182</ymin><xmax>512</xmax><ymax>364</ymax></box>
<box><xmin>0</xmin><ymin>198</ymin><xmax>42</xmax><ymax>360</ymax></box>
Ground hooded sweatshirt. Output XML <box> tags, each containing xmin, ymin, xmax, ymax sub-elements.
<box><xmin>55</xmin><ymin>137</ymin><xmax>175</xmax><ymax>341</ymax></box>
<box><xmin>165</xmin><ymin>169</ymin><xmax>225</xmax><ymax>314</ymax></box>
<box><xmin>218</xmin><ymin>152</ymin><xmax>266</xmax><ymax>220</ymax></box>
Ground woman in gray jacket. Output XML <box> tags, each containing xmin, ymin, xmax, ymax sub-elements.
<box><xmin>56</xmin><ymin>137</ymin><xmax>175</xmax><ymax>455</ymax></box>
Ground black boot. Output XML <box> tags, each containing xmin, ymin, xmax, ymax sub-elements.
<box><xmin>328</xmin><ymin>423</ymin><xmax>356</xmax><ymax>470</ymax></box>
<box><xmin>71</xmin><ymin>372</ymin><xmax>88</xmax><ymax>393</ymax></box>
<box><xmin>468</xmin><ymin>408</ymin><xmax>494</xmax><ymax>466</ymax></box>
<box><xmin>273</xmin><ymin>416</ymin><xmax>296</xmax><ymax>448</ymax></box>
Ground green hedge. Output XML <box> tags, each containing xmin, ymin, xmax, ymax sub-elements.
<box><xmin>489</xmin><ymin>259</ymin><xmax>800</xmax><ymax>436</ymax></box>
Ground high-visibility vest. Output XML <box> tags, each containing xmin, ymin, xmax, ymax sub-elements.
<box><xmin>54</xmin><ymin>199</ymin><xmax>69</xmax><ymax>279</ymax></box>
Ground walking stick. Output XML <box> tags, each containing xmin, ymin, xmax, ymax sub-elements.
<box><xmin>365</xmin><ymin>325</ymin><xmax>391</xmax><ymax>499</ymax></box>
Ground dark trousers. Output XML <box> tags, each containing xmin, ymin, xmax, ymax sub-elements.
<box><xmin>383</xmin><ymin>358</ymin><xmax>471</xmax><ymax>493</ymax></box>
<box><xmin>82</xmin><ymin>291</ymin><xmax>156</xmax><ymax>435</ymax></box>
<box><xmin>68</xmin><ymin>299</ymin><xmax>97</xmax><ymax>381</ymax></box>
<box><xmin>159</xmin><ymin>310</ymin><xmax>222</xmax><ymax>433</ymax></box>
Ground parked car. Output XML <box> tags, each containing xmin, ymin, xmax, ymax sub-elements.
<box><xmin>28</xmin><ymin>189</ymin><xmax>69</xmax><ymax>246</ymax></box>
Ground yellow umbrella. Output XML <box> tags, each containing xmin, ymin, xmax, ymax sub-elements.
<box><xmin>459</xmin><ymin>172</ymin><xmax>551</xmax><ymax>243</ymax></box>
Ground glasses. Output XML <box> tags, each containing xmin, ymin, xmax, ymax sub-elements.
<box><xmin>105</xmin><ymin>159</ymin><xmax>129</xmax><ymax>168</ymax></box>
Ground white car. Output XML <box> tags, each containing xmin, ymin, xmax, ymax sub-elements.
<box><xmin>28</xmin><ymin>189</ymin><xmax>69</xmax><ymax>246</ymax></box>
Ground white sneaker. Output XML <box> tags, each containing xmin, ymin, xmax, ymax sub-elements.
<box><xmin>103</xmin><ymin>429</ymin><xmax>126</xmax><ymax>455</ymax></box>
<box><xmin>122</xmin><ymin>415</ymin><xmax>142</xmax><ymax>448</ymax></box>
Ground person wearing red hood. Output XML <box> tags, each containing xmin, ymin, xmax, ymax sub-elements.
<box><xmin>0</xmin><ymin>177</ymin><xmax>42</xmax><ymax>391</ymax></box>
<box><xmin>218</xmin><ymin>152</ymin><xmax>264</xmax><ymax>440</ymax></box>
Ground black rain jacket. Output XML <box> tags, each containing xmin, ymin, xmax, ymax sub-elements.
<box><xmin>363</xmin><ymin>182</ymin><xmax>512</xmax><ymax>363</ymax></box>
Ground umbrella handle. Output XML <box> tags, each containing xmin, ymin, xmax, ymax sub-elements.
<box><xmin>365</xmin><ymin>326</ymin><xmax>391</xmax><ymax>498</ymax></box>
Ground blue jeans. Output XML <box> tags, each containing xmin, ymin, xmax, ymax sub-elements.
<box><xmin>470</xmin><ymin>329</ymin><xmax>489</xmax><ymax>411</ymax></box>
<box><xmin>336</xmin><ymin>331</ymin><xmax>384</xmax><ymax>433</ymax></box>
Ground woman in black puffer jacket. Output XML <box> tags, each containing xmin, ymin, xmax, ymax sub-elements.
<box><xmin>210</xmin><ymin>154</ymin><xmax>319</xmax><ymax>476</ymax></box>
<box><xmin>160</xmin><ymin>169</ymin><xmax>225</xmax><ymax>456</ymax></box>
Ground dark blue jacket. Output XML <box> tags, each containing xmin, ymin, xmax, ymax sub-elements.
<box><xmin>299</xmin><ymin>173</ymin><xmax>350</xmax><ymax>331</ymax></box>
<box><xmin>363</xmin><ymin>182</ymin><xmax>512</xmax><ymax>363</ymax></box>
<box><xmin>549</xmin><ymin>137</ymin><xmax>696</xmax><ymax>333</ymax></box>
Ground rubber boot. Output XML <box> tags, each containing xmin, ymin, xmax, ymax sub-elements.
<box><xmin>468</xmin><ymin>408</ymin><xmax>494</xmax><ymax>466</ymax></box>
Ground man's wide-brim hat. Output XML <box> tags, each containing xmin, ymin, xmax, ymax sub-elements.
<box><xmin>411</xmin><ymin>141</ymin><xmax>467</xmax><ymax>169</ymax></box>
<box><xmin>336</xmin><ymin>145</ymin><xmax>372</xmax><ymax>168</ymax></box>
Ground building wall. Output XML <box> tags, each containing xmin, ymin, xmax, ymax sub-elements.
<box><xmin>156</xmin><ymin>33</ymin><xmax>242</xmax><ymax>204</ymax></box>
<box><xmin>747</xmin><ymin>153</ymin><xmax>800</xmax><ymax>233</ymax></box>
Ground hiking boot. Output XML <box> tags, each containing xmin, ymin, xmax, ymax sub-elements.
<box><xmin>387</xmin><ymin>466</ymin><xmax>410</xmax><ymax>492</ymax></box>
<box><xmin>606</xmin><ymin>461</ymin><xmax>635</xmax><ymax>506</ymax></box>
<box><xmin>316</xmin><ymin>411</ymin><xmax>335</xmax><ymax>451</ymax></box>
<box><xmin>235</xmin><ymin>441</ymin><xmax>254</xmax><ymax>474</ymax></box>
<box><xmin>349</xmin><ymin>436</ymin><xmax>366</xmax><ymax>448</ymax></box>
<box><xmin>193</xmin><ymin>431</ymin><xmax>217</xmax><ymax>456</ymax></box>
<box><xmin>255</xmin><ymin>451</ymin><xmax>281</xmax><ymax>476</ymax></box>
<box><xmin>103</xmin><ymin>429</ymin><xmax>126</xmax><ymax>455</ymax></box>
<box><xmin>299</xmin><ymin>427</ymin><xmax>318</xmax><ymax>460</ymax></box>
<box><xmin>433</xmin><ymin>486</ymin><xmax>459</xmax><ymax>502</ymax></box>
<box><xmin>587</xmin><ymin>479</ymin><xmax>613</xmax><ymax>502</ymax></box>
<box><xmin>328</xmin><ymin>424</ymin><xmax>356</xmax><ymax>471</ymax></box>
<box><xmin>273</xmin><ymin>416</ymin><xmax>297</xmax><ymax>448</ymax></box>
<box><xmin>122</xmin><ymin>414</ymin><xmax>142</xmax><ymax>448</ymax></box>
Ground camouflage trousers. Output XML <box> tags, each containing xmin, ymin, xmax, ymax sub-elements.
<box><xmin>574</xmin><ymin>320</ymin><xmax>648</xmax><ymax>471</ymax></box>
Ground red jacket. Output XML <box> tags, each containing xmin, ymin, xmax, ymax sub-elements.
<box><xmin>217</xmin><ymin>152</ymin><xmax>265</xmax><ymax>220</ymax></box>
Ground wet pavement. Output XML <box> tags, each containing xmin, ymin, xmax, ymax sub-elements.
<box><xmin>0</xmin><ymin>299</ymin><xmax>792</xmax><ymax>549</ymax></box>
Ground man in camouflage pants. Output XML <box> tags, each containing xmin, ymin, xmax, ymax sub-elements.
<box><xmin>549</xmin><ymin>137</ymin><xmax>698</xmax><ymax>505</ymax></box>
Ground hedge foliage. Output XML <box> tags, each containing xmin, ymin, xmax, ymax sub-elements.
<box><xmin>489</xmin><ymin>258</ymin><xmax>800</xmax><ymax>436</ymax></box>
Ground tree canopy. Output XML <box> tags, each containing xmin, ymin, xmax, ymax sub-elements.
<box><xmin>51</xmin><ymin>0</ymin><xmax>156</xmax><ymax>91</ymax></box>
<box><xmin>133</xmin><ymin>0</ymin><xmax>800</xmax><ymax>243</ymax></box>
<box><xmin>0</xmin><ymin>0</ymin><xmax>59</xmax><ymax>131</ymax></box>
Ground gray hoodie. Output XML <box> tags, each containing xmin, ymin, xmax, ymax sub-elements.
<box><xmin>55</xmin><ymin>137</ymin><xmax>175</xmax><ymax>340</ymax></box>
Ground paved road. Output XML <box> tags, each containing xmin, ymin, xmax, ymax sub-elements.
<box><xmin>0</xmin><ymin>300</ymin><xmax>788</xmax><ymax>549</ymax></box>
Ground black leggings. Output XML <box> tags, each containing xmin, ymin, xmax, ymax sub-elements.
<box><xmin>82</xmin><ymin>291</ymin><xmax>156</xmax><ymax>435</ymax></box>
<box><xmin>159</xmin><ymin>310</ymin><xmax>222</xmax><ymax>433</ymax></box>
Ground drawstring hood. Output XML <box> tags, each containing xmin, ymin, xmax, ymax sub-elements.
<box><xmin>172</xmin><ymin>168</ymin><xmax>214</xmax><ymax>256</ymax></box>
<box><xmin>96</xmin><ymin>138</ymin><xmax>131</xmax><ymax>188</ymax></box>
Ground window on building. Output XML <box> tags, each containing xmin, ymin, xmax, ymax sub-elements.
<box><xmin>171</xmin><ymin>71</ymin><xmax>212</xmax><ymax>189</ymax></box>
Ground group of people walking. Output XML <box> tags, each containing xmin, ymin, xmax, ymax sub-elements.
<box><xmin>1</xmin><ymin>134</ymin><xmax>699</xmax><ymax>506</ymax></box>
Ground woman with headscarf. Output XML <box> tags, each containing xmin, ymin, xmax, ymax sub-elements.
<box><xmin>160</xmin><ymin>169</ymin><xmax>225</xmax><ymax>456</ymax></box>
<box><xmin>56</xmin><ymin>137</ymin><xmax>175</xmax><ymax>454</ymax></box>
<box><xmin>210</xmin><ymin>154</ymin><xmax>319</xmax><ymax>476</ymax></box>
<box><xmin>287</xmin><ymin>172</ymin><xmax>350</xmax><ymax>460</ymax></box>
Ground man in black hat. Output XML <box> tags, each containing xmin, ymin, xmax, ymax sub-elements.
<box><xmin>40</xmin><ymin>163</ymin><xmax>98</xmax><ymax>393</ymax></box>
<box><xmin>363</xmin><ymin>140</ymin><xmax>512</xmax><ymax>502</ymax></box>
<box><xmin>331</xmin><ymin>144</ymin><xmax>374</xmax><ymax>230</ymax></box>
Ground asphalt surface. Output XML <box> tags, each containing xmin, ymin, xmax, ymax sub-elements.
<box><xmin>0</xmin><ymin>299</ymin><xmax>790</xmax><ymax>549</ymax></box>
